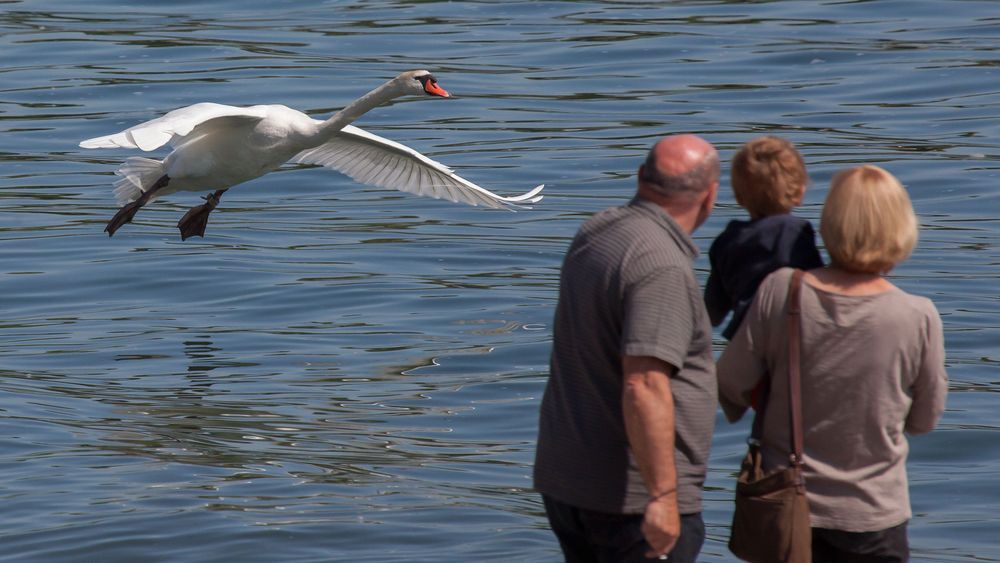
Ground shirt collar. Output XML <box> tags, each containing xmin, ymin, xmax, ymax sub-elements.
<box><xmin>628</xmin><ymin>196</ymin><xmax>700</xmax><ymax>258</ymax></box>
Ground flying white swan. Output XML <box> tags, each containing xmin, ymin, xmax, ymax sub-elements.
<box><xmin>79</xmin><ymin>69</ymin><xmax>544</xmax><ymax>239</ymax></box>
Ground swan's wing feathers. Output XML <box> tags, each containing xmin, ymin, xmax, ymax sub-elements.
<box><xmin>293</xmin><ymin>125</ymin><xmax>543</xmax><ymax>209</ymax></box>
<box><xmin>79</xmin><ymin>103</ymin><xmax>269</xmax><ymax>152</ymax></box>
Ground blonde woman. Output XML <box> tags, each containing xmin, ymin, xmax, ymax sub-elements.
<box><xmin>717</xmin><ymin>165</ymin><xmax>948</xmax><ymax>562</ymax></box>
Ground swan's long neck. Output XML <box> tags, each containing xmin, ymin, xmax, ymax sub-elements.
<box><xmin>313</xmin><ymin>80</ymin><xmax>402</xmax><ymax>144</ymax></box>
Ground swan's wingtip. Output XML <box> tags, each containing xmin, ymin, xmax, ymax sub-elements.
<box><xmin>79</xmin><ymin>136</ymin><xmax>121</xmax><ymax>149</ymax></box>
<box><xmin>527</xmin><ymin>184</ymin><xmax>544</xmax><ymax>203</ymax></box>
<box><xmin>504</xmin><ymin>184</ymin><xmax>545</xmax><ymax>203</ymax></box>
<box><xmin>497</xmin><ymin>184</ymin><xmax>544</xmax><ymax>211</ymax></box>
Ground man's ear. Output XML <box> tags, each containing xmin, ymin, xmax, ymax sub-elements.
<box><xmin>695</xmin><ymin>182</ymin><xmax>718</xmax><ymax>230</ymax></box>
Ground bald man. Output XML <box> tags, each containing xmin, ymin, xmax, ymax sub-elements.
<box><xmin>534</xmin><ymin>135</ymin><xmax>719</xmax><ymax>562</ymax></box>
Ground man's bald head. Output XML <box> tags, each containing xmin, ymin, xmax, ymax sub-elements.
<box><xmin>639</xmin><ymin>134</ymin><xmax>720</xmax><ymax>200</ymax></box>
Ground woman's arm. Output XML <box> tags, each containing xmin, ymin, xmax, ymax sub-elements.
<box><xmin>717</xmin><ymin>273</ymin><xmax>777</xmax><ymax>422</ymax></box>
<box><xmin>717</xmin><ymin>321</ymin><xmax>767</xmax><ymax>422</ymax></box>
<box><xmin>905</xmin><ymin>308</ymin><xmax>948</xmax><ymax>434</ymax></box>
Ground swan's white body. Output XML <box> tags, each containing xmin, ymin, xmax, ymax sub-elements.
<box><xmin>79</xmin><ymin>70</ymin><xmax>544</xmax><ymax>236</ymax></box>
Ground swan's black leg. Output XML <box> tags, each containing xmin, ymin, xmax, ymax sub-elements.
<box><xmin>106</xmin><ymin>174</ymin><xmax>170</xmax><ymax>237</ymax></box>
<box><xmin>177</xmin><ymin>189</ymin><xmax>228</xmax><ymax>241</ymax></box>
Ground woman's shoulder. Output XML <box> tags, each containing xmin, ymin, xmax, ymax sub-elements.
<box><xmin>760</xmin><ymin>266</ymin><xmax>798</xmax><ymax>291</ymax></box>
<box><xmin>854</xmin><ymin>289</ymin><xmax>944</xmax><ymax>346</ymax></box>
<box><xmin>747</xmin><ymin>267</ymin><xmax>798</xmax><ymax>313</ymax></box>
<box><xmin>813</xmin><ymin>281</ymin><xmax>943</xmax><ymax>332</ymax></box>
<box><xmin>884</xmin><ymin>287</ymin><xmax>942</xmax><ymax>320</ymax></box>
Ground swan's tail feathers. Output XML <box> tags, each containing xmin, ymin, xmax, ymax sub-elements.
<box><xmin>112</xmin><ymin>157</ymin><xmax>165</xmax><ymax>205</ymax></box>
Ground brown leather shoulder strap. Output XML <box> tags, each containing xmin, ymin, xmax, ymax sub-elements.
<box><xmin>787</xmin><ymin>269</ymin><xmax>805</xmax><ymax>466</ymax></box>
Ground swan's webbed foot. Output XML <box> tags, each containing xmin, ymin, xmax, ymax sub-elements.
<box><xmin>104</xmin><ymin>174</ymin><xmax>170</xmax><ymax>237</ymax></box>
<box><xmin>106</xmin><ymin>201</ymin><xmax>143</xmax><ymax>237</ymax></box>
<box><xmin>177</xmin><ymin>190</ymin><xmax>226</xmax><ymax>241</ymax></box>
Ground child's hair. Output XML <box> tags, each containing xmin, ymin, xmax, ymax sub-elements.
<box><xmin>730</xmin><ymin>136</ymin><xmax>807</xmax><ymax>217</ymax></box>
<box><xmin>820</xmin><ymin>165</ymin><xmax>918</xmax><ymax>274</ymax></box>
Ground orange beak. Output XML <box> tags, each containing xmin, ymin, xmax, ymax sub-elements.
<box><xmin>424</xmin><ymin>80</ymin><xmax>450</xmax><ymax>98</ymax></box>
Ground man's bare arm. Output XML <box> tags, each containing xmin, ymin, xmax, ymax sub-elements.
<box><xmin>622</xmin><ymin>354</ymin><xmax>680</xmax><ymax>558</ymax></box>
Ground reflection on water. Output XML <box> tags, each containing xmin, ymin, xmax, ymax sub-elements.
<box><xmin>1</xmin><ymin>0</ymin><xmax>998</xmax><ymax>561</ymax></box>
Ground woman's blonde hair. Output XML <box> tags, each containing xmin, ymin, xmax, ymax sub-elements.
<box><xmin>820</xmin><ymin>165</ymin><xmax>918</xmax><ymax>274</ymax></box>
<box><xmin>730</xmin><ymin>136</ymin><xmax>807</xmax><ymax>217</ymax></box>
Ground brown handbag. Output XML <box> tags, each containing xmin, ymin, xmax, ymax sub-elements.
<box><xmin>728</xmin><ymin>269</ymin><xmax>812</xmax><ymax>563</ymax></box>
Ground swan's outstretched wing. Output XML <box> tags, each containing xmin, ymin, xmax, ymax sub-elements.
<box><xmin>293</xmin><ymin>124</ymin><xmax>543</xmax><ymax>210</ymax></box>
<box><xmin>79</xmin><ymin>103</ymin><xmax>269</xmax><ymax>151</ymax></box>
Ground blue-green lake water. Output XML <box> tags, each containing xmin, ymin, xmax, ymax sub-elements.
<box><xmin>1</xmin><ymin>1</ymin><xmax>997</xmax><ymax>560</ymax></box>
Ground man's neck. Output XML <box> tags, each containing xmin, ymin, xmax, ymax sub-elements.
<box><xmin>636</xmin><ymin>189</ymin><xmax>701</xmax><ymax>234</ymax></box>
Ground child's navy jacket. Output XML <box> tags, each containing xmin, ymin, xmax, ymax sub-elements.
<box><xmin>705</xmin><ymin>214</ymin><xmax>823</xmax><ymax>339</ymax></box>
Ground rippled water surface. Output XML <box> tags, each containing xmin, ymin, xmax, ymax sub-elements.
<box><xmin>2</xmin><ymin>1</ymin><xmax>998</xmax><ymax>561</ymax></box>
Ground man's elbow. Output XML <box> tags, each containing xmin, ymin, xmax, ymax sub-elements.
<box><xmin>623</xmin><ymin>373</ymin><xmax>656</xmax><ymax>403</ymax></box>
<box><xmin>622</xmin><ymin>366</ymin><xmax>673</xmax><ymax>407</ymax></box>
